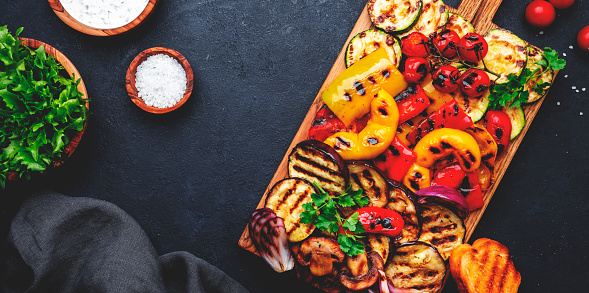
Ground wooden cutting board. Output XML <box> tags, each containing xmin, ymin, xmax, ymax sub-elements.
<box><xmin>239</xmin><ymin>0</ymin><xmax>550</xmax><ymax>258</ymax></box>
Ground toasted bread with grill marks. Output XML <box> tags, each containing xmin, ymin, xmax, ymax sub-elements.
<box><xmin>450</xmin><ymin>238</ymin><xmax>521</xmax><ymax>293</ymax></box>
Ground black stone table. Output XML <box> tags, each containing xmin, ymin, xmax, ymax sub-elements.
<box><xmin>2</xmin><ymin>0</ymin><xmax>589</xmax><ymax>292</ymax></box>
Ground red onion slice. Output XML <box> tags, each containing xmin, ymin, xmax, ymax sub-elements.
<box><xmin>249</xmin><ymin>208</ymin><xmax>294</xmax><ymax>273</ymax></box>
<box><xmin>415</xmin><ymin>185</ymin><xmax>469</xmax><ymax>218</ymax></box>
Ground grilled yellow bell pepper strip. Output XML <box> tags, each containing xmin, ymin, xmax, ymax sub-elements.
<box><xmin>403</xmin><ymin>163</ymin><xmax>431</xmax><ymax>192</ymax></box>
<box><xmin>324</xmin><ymin>90</ymin><xmax>399</xmax><ymax>160</ymax></box>
<box><xmin>321</xmin><ymin>47</ymin><xmax>408</xmax><ymax>127</ymax></box>
<box><xmin>413</xmin><ymin>128</ymin><xmax>481</xmax><ymax>173</ymax></box>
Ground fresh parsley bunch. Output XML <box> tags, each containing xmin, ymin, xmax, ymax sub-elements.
<box><xmin>300</xmin><ymin>182</ymin><xmax>370</xmax><ymax>256</ymax></box>
<box><xmin>489</xmin><ymin>47</ymin><xmax>566</xmax><ymax>109</ymax></box>
<box><xmin>0</xmin><ymin>26</ymin><xmax>88</xmax><ymax>188</ymax></box>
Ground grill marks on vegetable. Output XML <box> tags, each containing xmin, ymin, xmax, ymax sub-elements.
<box><xmin>385</xmin><ymin>242</ymin><xmax>446</xmax><ymax>293</ymax></box>
<box><xmin>288</xmin><ymin>145</ymin><xmax>346</xmax><ymax>195</ymax></box>
<box><xmin>348</xmin><ymin>163</ymin><xmax>388</xmax><ymax>207</ymax></box>
<box><xmin>418</xmin><ymin>204</ymin><xmax>465</xmax><ymax>260</ymax></box>
<box><xmin>386</xmin><ymin>186</ymin><xmax>421</xmax><ymax>244</ymax></box>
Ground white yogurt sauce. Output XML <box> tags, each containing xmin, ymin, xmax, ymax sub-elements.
<box><xmin>60</xmin><ymin>0</ymin><xmax>149</xmax><ymax>29</ymax></box>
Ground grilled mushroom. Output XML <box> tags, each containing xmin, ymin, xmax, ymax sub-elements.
<box><xmin>297</xmin><ymin>237</ymin><xmax>345</xmax><ymax>277</ymax></box>
<box><xmin>339</xmin><ymin>251</ymin><xmax>384</xmax><ymax>291</ymax></box>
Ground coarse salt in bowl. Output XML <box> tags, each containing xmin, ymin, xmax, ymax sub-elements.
<box><xmin>126</xmin><ymin>47</ymin><xmax>194</xmax><ymax>114</ymax></box>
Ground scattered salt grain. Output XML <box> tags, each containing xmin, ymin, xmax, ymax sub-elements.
<box><xmin>580</xmin><ymin>112</ymin><xmax>584</xmax><ymax>116</ymax></box>
<box><xmin>572</xmin><ymin>86</ymin><xmax>577</xmax><ymax>90</ymax></box>
<box><xmin>60</xmin><ymin>0</ymin><xmax>148</xmax><ymax>29</ymax></box>
<box><xmin>576</xmin><ymin>90</ymin><xmax>580</xmax><ymax>93</ymax></box>
<box><xmin>562</xmin><ymin>53</ymin><xmax>567</xmax><ymax>57</ymax></box>
<box><xmin>583</xmin><ymin>88</ymin><xmax>587</xmax><ymax>92</ymax></box>
<box><xmin>135</xmin><ymin>54</ymin><xmax>187</xmax><ymax>109</ymax></box>
<box><xmin>557</xmin><ymin>102</ymin><xmax>560</xmax><ymax>105</ymax></box>
<box><xmin>564</xmin><ymin>75</ymin><xmax>568</xmax><ymax>78</ymax></box>
<box><xmin>569</xmin><ymin>45</ymin><xmax>574</xmax><ymax>49</ymax></box>
<box><xmin>539</xmin><ymin>31</ymin><xmax>544</xmax><ymax>35</ymax></box>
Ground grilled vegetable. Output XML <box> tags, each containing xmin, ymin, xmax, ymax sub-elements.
<box><xmin>502</xmin><ymin>106</ymin><xmax>525</xmax><ymax>140</ymax></box>
<box><xmin>308</xmin><ymin>105</ymin><xmax>347</xmax><ymax>142</ymax></box>
<box><xmin>451</xmin><ymin>88</ymin><xmax>490</xmax><ymax>123</ymax></box>
<box><xmin>352</xmin><ymin>206</ymin><xmax>405</xmax><ymax>238</ymax></box>
<box><xmin>433</xmin><ymin>29</ymin><xmax>460</xmax><ymax>58</ymax></box>
<box><xmin>394</xmin><ymin>84</ymin><xmax>431</xmax><ymax>123</ymax></box>
<box><xmin>384</xmin><ymin>241</ymin><xmax>447</xmax><ymax>292</ymax></box>
<box><xmin>415</xmin><ymin>185</ymin><xmax>470</xmax><ymax>218</ymax></box>
<box><xmin>373</xmin><ymin>137</ymin><xmax>417</xmax><ymax>182</ymax></box>
<box><xmin>524</xmin><ymin>46</ymin><xmax>554</xmax><ymax>103</ymax></box>
<box><xmin>249</xmin><ymin>208</ymin><xmax>295</xmax><ymax>273</ymax></box>
<box><xmin>297</xmin><ymin>237</ymin><xmax>345</xmax><ymax>277</ymax></box>
<box><xmin>368</xmin><ymin>0</ymin><xmax>423</xmax><ymax>33</ymax></box>
<box><xmin>443</xmin><ymin>12</ymin><xmax>475</xmax><ymax>38</ymax></box>
<box><xmin>386</xmin><ymin>180</ymin><xmax>421</xmax><ymax>244</ymax></box>
<box><xmin>367</xmin><ymin>234</ymin><xmax>391</xmax><ymax>263</ymax></box>
<box><xmin>348</xmin><ymin>161</ymin><xmax>389</xmax><ymax>208</ymax></box>
<box><xmin>432</xmin><ymin>65</ymin><xmax>460</xmax><ymax>93</ymax></box>
<box><xmin>322</xmin><ymin>47</ymin><xmax>407</xmax><ymax>127</ymax></box>
<box><xmin>480</xmin><ymin>29</ymin><xmax>528</xmax><ymax>84</ymax></box>
<box><xmin>413</xmin><ymin>128</ymin><xmax>481</xmax><ymax>173</ymax></box>
<box><xmin>346</xmin><ymin>29</ymin><xmax>402</xmax><ymax>68</ymax></box>
<box><xmin>399</xmin><ymin>0</ymin><xmax>448</xmax><ymax>38</ymax></box>
<box><xmin>464</xmin><ymin>124</ymin><xmax>498</xmax><ymax>171</ymax></box>
<box><xmin>483</xmin><ymin>110</ymin><xmax>512</xmax><ymax>155</ymax></box>
<box><xmin>288</xmin><ymin>140</ymin><xmax>348</xmax><ymax>196</ymax></box>
<box><xmin>406</xmin><ymin>100</ymin><xmax>474</xmax><ymax>146</ymax></box>
<box><xmin>402</xmin><ymin>163</ymin><xmax>431</xmax><ymax>192</ymax></box>
<box><xmin>402</xmin><ymin>57</ymin><xmax>429</xmax><ymax>83</ymax></box>
<box><xmin>417</xmin><ymin>204</ymin><xmax>465</xmax><ymax>260</ymax></box>
<box><xmin>340</xmin><ymin>251</ymin><xmax>384</xmax><ymax>291</ymax></box>
<box><xmin>458</xmin><ymin>33</ymin><xmax>488</xmax><ymax>64</ymax></box>
<box><xmin>401</xmin><ymin>32</ymin><xmax>430</xmax><ymax>58</ymax></box>
<box><xmin>265</xmin><ymin>178</ymin><xmax>317</xmax><ymax>242</ymax></box>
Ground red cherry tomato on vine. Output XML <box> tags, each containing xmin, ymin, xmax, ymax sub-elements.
<box><xmin>432</xmin><ymin>65</ymin><xmax>460</xmax><ymax>93</ymax></box>
<box><xmin>458</xmin><ymin>68</ymin><xmax>490</xmax><ymax>97</ymax></box>
<box><xmin>433</xmin><ymin>29</ymin><xmax>460</xmax><ymax>58</ymax></box>
<box><xmin>402</xmin><ymin>57</ymin><xmax>430</xmax><ymax>83</ymax></box>
<box><xmin>484</xmin><ymin>110</ymin><xmax>512</xmax><ymax>155</ymax></box>
<box><xmin>548</xmin><ymin>0</ymin><xmax>574</xmax><ymax>9</ymax></box>
<box><xmin>525</xmin><ymin>0</ymin><xmax>556</xmax><ymax>28</ymax></box>
<box><xmin>458</xmin><ymin>33</ymin><xmax>488</xmax><ymax>63</ymax></box>
<box><xmin>401</xmin><ymin>32</ymin><xmax>430</xmax><ymax>58</ymax></box>
<box><xmin>578</xmin><ymin>25</ymin><xmax>589</xmax><ymax>52</ymax></box>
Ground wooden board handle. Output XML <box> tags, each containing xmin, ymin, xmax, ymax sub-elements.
<box><xmin>456</xmin><ymin>0</ymin><xmax>484</xmax><ymax>21</ymax></box>
<box><xmin>473</xmin><ymin>0</ymin><xmax>504</xmax><ymax>33</ymax></box>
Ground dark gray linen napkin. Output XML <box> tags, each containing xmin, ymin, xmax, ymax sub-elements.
<box><xmin>2</xmin><ymin>191</ymin><xmax>249</xmax><ymax>293</ymax></box>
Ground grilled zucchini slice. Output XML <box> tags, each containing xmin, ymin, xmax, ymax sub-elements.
<box><xmin>265</xmin><ymin>178</ymin><xmax>316</xmax><ymax>242</ymax></box>
<box><xmin>288</xmin><ymin>140</ymin><xmax>348</xmax><ymax>196</ymax></box>
<box><xmin>524</xmin><ymin>46</ymin><xmax>554</xmax><ymax>103</ymax></box>
<box><xmin>450</xmin><ymin>88</ymin><xmax>490</xmax><ymax>123</ymax></box>
<box><xmin>368</xmin><ymin>0</ymin><xmax>423</xmax><ymax>33</ymax></box>
<box><xmin>385</xmin><ymin>241</ymin><xmax>447</xmax><ymax>292</ymax></box>
<box><xmin>443</xmin><ymin>12</ymin><xmax>474</xmax><ymax>38</ymax></box>
<box><xmin>502</xmin><ymin>106</ymin><xmax>525</xmax><ymax>140</ymax></box>
<box><xmin>345</xmin><ymin>29</ymin><xmax>402</xmax><ymax>68</ymax></box>
<box><xmin>399</xmin><ymin>0</ymin><xmax>449</xmax><ymax>39</ymax></box>
<box><xmin>417</xmin><ymin>204</ymin><xmax>465</xmax><ymax>260</ymax></box>
<box><xmin>386</xmin><ymin>180</ymin><xmax>421</xmax><ymax>244</ymax></box>
<box><xmin>348</xmin><ymin>161</ymin><xmax>389</xmax><ymax>208</ymax></box>
<box><xmin>481</xmin><ymin>29</ymin><xmax>528</xmax><ymax>84</ymax></box>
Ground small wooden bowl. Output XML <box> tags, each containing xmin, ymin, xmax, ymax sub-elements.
<box><xmin>48</xmin><ymin>0</ymin><xmax>159</xmax><ymax>36</ymax></box>
<box><xmin>125</xmin><ymin>47</ymin><xmax>194</xmax><ymax>114</ymax></box>
<box><xmin>7</xmin><ymin>38</ymin><xmax>89</xmax><ymax>182</ymax></box>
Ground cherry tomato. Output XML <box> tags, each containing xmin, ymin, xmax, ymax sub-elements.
<box><xmin>458</xmin><ymin>33</ymin><xmax>488</xmax><ymax>63</ymax></box>
<box><xmin>484</xmin><ymin>110</ymin><xmax>512</xmax><ymax>155</ymax></box>
<box><xmin>402</xmin><ymin>57</ymin><xmax>429</xmax><ymax>83</ymax></box>
<box><xmin>525</xmin><ymin>0</ymin><xmax>556</xmax><ymax>28</ymax></box>
<box><xmin>548</xmin><ymin>0</ymin><xmax>574</xmax><ymax>9</ymax></box>
<box><xmin>432</xmin><ymin>65</ymin><xmax>460</xmax><ymax>93</ymax></box>
<box><xmin>401</xmin><ymin>32</ymin><xmax>430</xmax><ymax>58</ymax></box>
<box><xmin>433</xmin><ymin>29</ymin><xmax>460</xmax><ymax>58</ymax></box>
<box><xmin>458</xmin><ymin>68</ymin><xmax>490</xmax><ymax>97</ymax></box>
<box><xmin>578</xmin><ymin>25</ymin><xmax>589</xmax><ymax>52</ymax></box>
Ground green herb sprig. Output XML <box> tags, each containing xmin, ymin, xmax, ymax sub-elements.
<box><xmin>488</xmin><ymin>47</ymin><xmax>566</xmax><ymax>110</ymax></box>
<box><xmin>300</xmin><ymin>182</ymin><xmax>369</xmax><ymax>256</ymax></box>
<box><xmin>0</xmin><ymin>26</ymin><xmax>88</xmax><ymax>188</ymax></box>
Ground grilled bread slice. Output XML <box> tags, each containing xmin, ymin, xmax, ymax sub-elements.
<box><xmin>265</xmin><ymin>178</ymin><xmax>316</xmax><ymax>242</ymax></box>
<box><xmin>288</xmin><ymin>140</ymin><xmax>348</xmax><ymax>196</ymax></box>
<box><xmin>450</xmin><ymin>238</ymin><xmax>521</xmax><ymax>293</ymax></box>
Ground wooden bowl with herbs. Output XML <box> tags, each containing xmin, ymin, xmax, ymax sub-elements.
<box><xmin>1</xmin><ymin>31</ymin><xmax>89</xmax><ymax>188</ymax></box>
<box><xmin>48</xmin><ymin>0</ymin><xmax>159</xmax><ymax>36</ymax></box>
<box><xmin>125</xmin><ymin>47</ymin><xmax>194</xmax><ymax>114</ymax></box>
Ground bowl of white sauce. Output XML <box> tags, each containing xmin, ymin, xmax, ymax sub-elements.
<box><xmin>48</xmin><ymin>0</ymin><xmax>158</xmax><ymax>36</ymax></box>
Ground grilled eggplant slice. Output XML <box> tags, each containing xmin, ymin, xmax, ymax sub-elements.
<box><xmin>368</xmin><ymin>0</ymin><xmax>423</xmax><ymax>34</ymax></box>
<box><xmin>265</xmin><ymin>178</ymin><xmax>316</xmax><ymax>242</ymax></box>
<box><xmin>386</xmin><ymin>180</ymin><xmax>421</xmax><ymax>244</ymax></box>
<box><xmin>367</xmin><ymin>234</ymin><xmax>390</xmax><ymax>263</ymax></box>
<box><xmin>480</xmin><ymin>29</ymin><xmax>528</xmax><ymax>84</ymax></box>
<box><xmin>417</xmin><ymin>204</ymin><xmax>465</xmax><ymax>260</ymax></box>
<box><xmin>400</xmin><ymin>0</ymin><xmax>448</xmax><ymax>39</ymax></box>
<box><xmin>385</xmin><ymin>241</ymin><xmax>447</xmax><ymax>292</ymax></box>
<box><xmin>524</xmin><ymin>46</ymin><xmax>554</xmax><ymax>103</ymax></box>
<box><xmin>345</xmin><ymin>29</ymin><xmax>402</xmax><ymax>68</ymax></box>
<box><xmin>450</xmin><ymin>87</ymin><xmax>489</xmax><ymax>123</ymax></box>
<box><xmin>443</xmin><ymin>12</ymin><xmax>474</xmax><ymax>38</ymax></box>
<box><xmin>347</xmin><ymin>161</ymin><xmax>389</xmax><ymax>208</ymax></box>
<box><xmin>288</xmin><ymin>140</ymin><xmax>348</xmax><ymax>196</ymax></box>
<box><xmin>502</xmin><ymin>106</ymin><xmax>525</xmax><ymax>140</ymax></box>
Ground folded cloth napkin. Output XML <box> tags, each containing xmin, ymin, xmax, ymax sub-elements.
<box><xmin>3</xmin><ymin>191</ymin><xmax>249</xmax><ymax>293</ymax></box>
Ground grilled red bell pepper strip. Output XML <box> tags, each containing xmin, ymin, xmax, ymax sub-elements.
<box><xmin>394</xmin><ymin>84</ymin><xmax>431</xmax><ymax>123</ymax></box>
<box><xmin>308</xmin><ymin>105</ymin><xmax>346</xmax><ymax>142</ymax></box>
<box><xmin>431</xmin><ymin>163</ymin><xmax>484</xmax><ymax>211</ymax></box>
<box><xmin>350</xmin><ymin>207</ymin><xmax>404</xmax><ymax>237</ymax></box>
<box><xmin>406</xmin><ymin>100</ymin><xmax>474</xmax><ymax>146</ymax></box>
<box><xmin>373</xmin><ymin>137</ymin><xmax>417</xmax><ymax>182</ymax></box>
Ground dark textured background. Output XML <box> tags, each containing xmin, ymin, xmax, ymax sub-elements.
<box><xmin>1</xmin><ymin>0</ymin><xmax>588</xmax><ymax>292</ymax></box>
